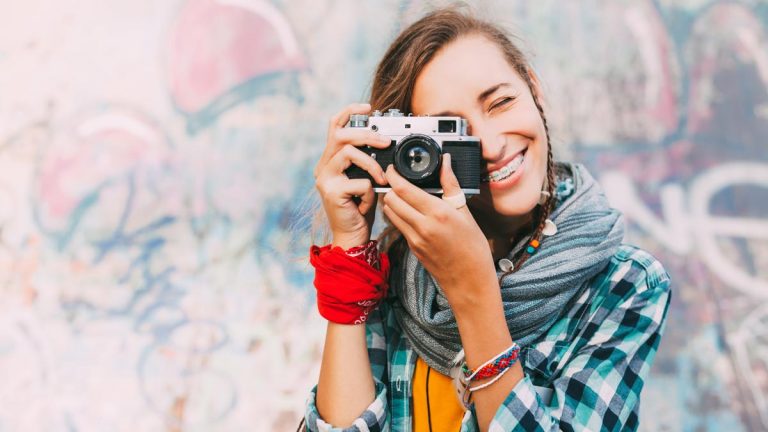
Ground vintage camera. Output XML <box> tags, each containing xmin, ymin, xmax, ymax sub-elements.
<box><xmin>344</xmin><ymin>109</ymin><xmax>482</xmax><ymax>195</ymax></box>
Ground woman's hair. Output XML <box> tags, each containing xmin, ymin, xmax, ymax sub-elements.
<box><xmin>372</xmin><ymin>8</ymin><xmax>556</xmax><ymax>274</ymax></box>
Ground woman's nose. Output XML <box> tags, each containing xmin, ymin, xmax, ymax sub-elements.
<box><xmin>468</xmin><ymin>122</ymin><xmax>501</xmax><ymax>160</ymax></box>
<box><xmin>480</xmin><ymin>133</ymin><xmax>506</xmax><ymax>162</ymax></box>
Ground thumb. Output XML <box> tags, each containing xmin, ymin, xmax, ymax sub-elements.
<box><xmin>440</xmin><ymin>153</ymin><xmax>461</xmax><ymax>197</ymax></box>
<box><xmin>440</xmin><ymin>153</ymin><xmax>471</xmax><ymax>215</ymax></box>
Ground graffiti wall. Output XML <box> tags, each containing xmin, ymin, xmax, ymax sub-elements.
<box><xmin>0</xmin><ymin>0</ymin><xmax>765</xmax><ymax>430</ymax></box>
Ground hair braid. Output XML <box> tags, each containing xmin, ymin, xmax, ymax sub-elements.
<box><xmin>500</xmin><ymin>73</ymin><xmax>556</xmax><ymax>277</ymax></box>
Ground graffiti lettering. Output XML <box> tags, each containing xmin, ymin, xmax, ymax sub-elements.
<box><xmin>602</xmin><ymin>162</ymin><xmax>768</xmax><ymax>297</ymax></box>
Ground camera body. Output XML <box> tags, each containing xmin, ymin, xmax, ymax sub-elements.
<box><xmin>345</xmin><ymin>109</ymin><xmax>482</xmax><ymax>195</ymax></box>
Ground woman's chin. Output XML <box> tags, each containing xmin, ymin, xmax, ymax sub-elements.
<box><xmin>470</xmin><ymin>189</ymin><xmax>540</xmax><ymax>219</ymax></box>
<box><xmin>491</xmin><ymin>197</ymin><xmax>539</xmax><ymax>218</ymax></box>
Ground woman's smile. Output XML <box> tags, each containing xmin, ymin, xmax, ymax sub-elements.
<box><xmin>483</xmin><ymin>148</ymin><xmax>527</xmax><ymax>189</ymax></box>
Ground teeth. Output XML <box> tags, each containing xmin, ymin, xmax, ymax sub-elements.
<box><xmin>483</xmin><ymin>153</ymin><xmax>525</xmax><ymax>182</ymax></box>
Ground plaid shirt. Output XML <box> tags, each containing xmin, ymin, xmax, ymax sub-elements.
<box><xmin>305</xmin><ymin>244</ymin><xmax>671</xmax><ymax>431</ymax></box>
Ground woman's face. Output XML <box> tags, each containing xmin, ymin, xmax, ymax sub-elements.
<box><xmin>411</xmin><ymin>34</ymin><xmax>548</xmax><ymax>220</ymax></box>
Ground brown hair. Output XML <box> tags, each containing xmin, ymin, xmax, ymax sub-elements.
<box><xmin>372</xmin><ymin>8</ymin><xmax>556</xmax><ymax>275</ymax></box>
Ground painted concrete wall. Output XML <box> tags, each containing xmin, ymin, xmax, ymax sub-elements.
<box><xmin>0</xmin><ymin>0</ymin><xmax>766</xmax><ymax>430</ymax></box>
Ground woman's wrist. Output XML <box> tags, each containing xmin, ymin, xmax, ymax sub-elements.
<box><xmin>310</xmin><ymin>240</ymin><xmax>389</xmax><ymax>325</ymax></box>
<box><xmin>331</xmin><ymin>232</ymin><xmax>371</xmax><ymax>249</ymax></box>
<box><xmin>343</xmin><ymin>240</ymin><xmax>381</xmax><ymax>270</ymax></box>
<box><xmin>444</xmin><ymin>270</ymin><xmax>501</xmax><ymax>317</ymax></box>
<box><xmin>454</xmin><ymin>294</ymin><xmax>508</xmax><ymax>341</ymax></box>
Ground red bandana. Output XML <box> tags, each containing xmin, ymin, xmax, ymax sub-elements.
<box><xmin>310</xmin><ymin>244</ymin><xmax>390</xmax><ymax>324</ymax></box>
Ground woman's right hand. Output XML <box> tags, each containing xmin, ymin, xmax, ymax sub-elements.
<box><xmin>314</xmin><ymin>103</ymin><xmax>392</xmax><ymax>248</ymax></box>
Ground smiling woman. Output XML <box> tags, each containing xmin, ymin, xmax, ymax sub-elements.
<box><xmin>303</xmin><ymin>7</ymin><xmax>671</xmax><ymax>432</ymax></box>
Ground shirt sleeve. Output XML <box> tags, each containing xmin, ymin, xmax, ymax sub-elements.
<box><xmin>488</xmin><ymin>262</ymin><xmax>672</xmax><ymax>432</ymax></box>
<box><xmin>303</xmin><ymin>306</ymin><xmax>391</xmax><ymax>432</ymax></box>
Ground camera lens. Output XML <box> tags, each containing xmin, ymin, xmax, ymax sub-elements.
<box><xmin>394</xmin><ymin>135</ymin><xmax>441</xmax><ymax>183</ymax></box>
<box><xmin>407</xmin><ymin>146</ymin><xmax>430</xmax><ymax>172</ymax></box>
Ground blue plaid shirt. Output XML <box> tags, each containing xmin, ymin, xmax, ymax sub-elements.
<box><xmin>305</xmin><ymin>244</ymin><xmax>671</xmax><ymax>431</ymax></box>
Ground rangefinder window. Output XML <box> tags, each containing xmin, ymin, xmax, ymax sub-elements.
<box><xmin>438</xmin><ymin>120</ymin><xmax>456</xmax><ymax>133</ymax></box>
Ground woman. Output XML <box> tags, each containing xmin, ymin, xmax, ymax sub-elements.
<box><xmin>305</xmin><ymin>8</ymin><xmax>671</xmax><ymax>432</ymax></box>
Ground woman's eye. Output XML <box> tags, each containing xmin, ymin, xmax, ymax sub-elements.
<box><xmin>489</xmin><ymin>97</ymin><xmax>515</xmax><ymax>112</ymax></box>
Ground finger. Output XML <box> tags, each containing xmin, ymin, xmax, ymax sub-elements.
<box><xmin>439</xmin><ymin>153</ymin><xmax>462</xmax><ymax>197</ymax></box>
<box><xmin>324</xmin><ymin>145</ymin><xmax>387</xmax><ymax>184</ymax></box>
<box><xmin>382</xmin><ymin>189</ymin><xmax>426</xmax><ymax>227</ymax></box>
<box><xmin>317</xmin><ymin>175</ymin><xmax>359</xmax><ymax>196</ymax></box>
<box><xmin>321</xmin><ymin>177</ymin><xmax>374</xmax><ymax>206</ymax></box>
<box><xmin>315</xmin><ymin>129</ymin><xmax>391</xmax><ymax>178</ymax></box>
<box><xmin>382</xmin><ymin>202</ymin><xmax>419</xmax><ymax>243</ymax></box>
<box><xmin>440</xmin><ymin>154</ymin><xmax>472</xmax><ymax>216</ymax></box>
<box><xmin>332</xmin><ymin>128</ymin><xmax>392</xmax><ymax>149</ymax></box>
<box><xmin>316</xmin><ymin>103</ymin><xmax>372</xmax><ymax>178</ymax></box>
<box><xmin>328</xmin><ymin>103</ymin><xmax>371</xmax><ymax>130</ymax></box>
<box><xmin>384</xmin><ymin>164</ymin><xmax>441</xmax><ymax>214</ymax></box>
<box><xmin>356</xmin><ymin>183</ymin><xmax>377</xmax><ymax>215</ymax></box>
<box><xmin>340</xmin><ymin>178</ymin><xmax>375</xmax><ymax>197</ymax></box>
<box><xmin>316</xmin><ymin>107</ymin><xmax>391</xmax><ymax>178</ymax></box>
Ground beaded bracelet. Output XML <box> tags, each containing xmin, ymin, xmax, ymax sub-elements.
<box><xmin>462</xmin><ymin>343</ymin><xmax>521</xmax><ymax>382</ymax></box>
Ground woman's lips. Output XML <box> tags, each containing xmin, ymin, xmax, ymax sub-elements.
<box><xmin>483</xmin><ymin>149</ymin><xmax>527</xmax><ymax>182</ymax></box>
<box><xmin>485</xmin><ymin>150</ymin><xmax>528</xmax><ymax>191</ymax></box>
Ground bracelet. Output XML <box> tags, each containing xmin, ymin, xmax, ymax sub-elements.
<box><xmin>455</xmin><ymin>344</ymin><xmax>521</xmax><ymax>407</ymax></box>
<box><xmin>468</xmin><ymin>366</ymin><xmax>513</xmax><ymax>392</ymax></box>
<box><xmin>462</xmin><ymin>343</ymin><xmax>520</xmax><ymax>381</ymax></box>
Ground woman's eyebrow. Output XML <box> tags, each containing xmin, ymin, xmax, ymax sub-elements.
<box><xmin>431</xmin><ymin>83</ymin><xmax>513</xmax><ymax>116</ymax></box>
<box><xmin>477</xmin><ymin>83</ymin><xmax>512</xmax><ymax>103</ymax></box>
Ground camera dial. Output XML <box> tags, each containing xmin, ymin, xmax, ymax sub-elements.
<box><xmin>383</xmin><ymin>109</ymin><xmax>404</xmax><ymax>117</ymax></box>
<box><xmin>349</xmin><ymin>114</ymin><xmax>368</xmax><ymax>128</ymax></box>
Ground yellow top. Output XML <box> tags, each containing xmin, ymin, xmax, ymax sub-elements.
<box><xmin>412</xmin><ymin>356</ymin><xmax>465</xmax><ymax>432</ymax></box>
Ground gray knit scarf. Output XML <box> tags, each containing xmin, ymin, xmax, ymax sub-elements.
<box><xmin>389</xmin><ymin>163</ymin><xmax>625</xmax><ymax>375</ymax></box>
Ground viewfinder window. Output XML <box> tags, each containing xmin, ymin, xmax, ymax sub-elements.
<box><xmin>438</xmin><ymin>120</ymin><xmax>456</xmax><ymax>133</ymax></box>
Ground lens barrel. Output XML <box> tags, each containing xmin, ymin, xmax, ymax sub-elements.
<box><xmin>394</xmin><ymin>134</ymin><xmax>441</xmax><ymax>183</ymax></box>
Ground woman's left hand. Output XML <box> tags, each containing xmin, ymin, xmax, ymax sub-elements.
<box><xmin>382</xmin><ymin>154</ymin><xmax>497</xmax><ymax>306</ymax></box>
